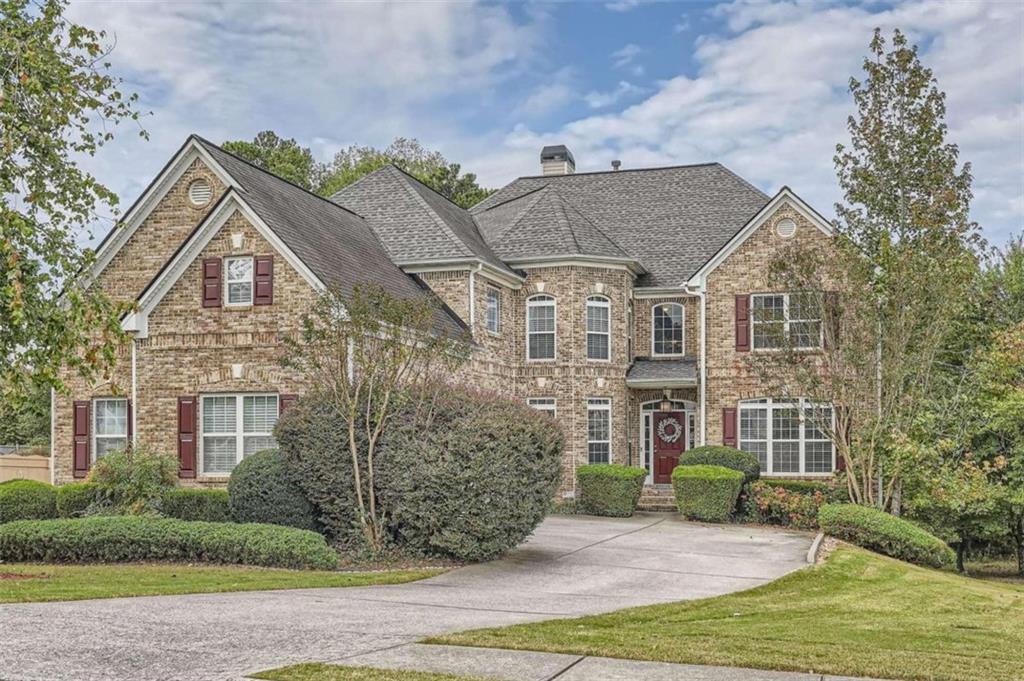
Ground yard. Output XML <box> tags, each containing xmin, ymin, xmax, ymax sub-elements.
<box><xmin>430</xmin><ymin>545</ymin><xmax>1024</xmax><ymax>681</ymax></box>
<box><xmin>0</xmin><ymin>563</ymin><xmax>442</xmax><ymax>603</ymax></box>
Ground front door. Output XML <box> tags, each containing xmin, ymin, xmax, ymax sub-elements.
<box><xmin>653</xmin><ymin>411</ymin><xmax>686</xmax><ymax>484</ymax></box>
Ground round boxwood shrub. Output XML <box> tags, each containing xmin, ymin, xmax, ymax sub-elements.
<box><xmin>228</xmin><ymin>450</ymin><xmax>318</xmax><ymax>531</ymax></box>
<box><xmin>56</xmin><ymin>482</ymin><xmax>101</xmax><ymax>518</ymax></box>
<box><xmin>163</xmin><ymin>488</ymin><xmax>231</xmax><ymax>522</ymax></box>
<box><xmin>0</xmin><ymin>516</ymin><xmax>338</xmax><ymax>570</ymax></box>
<box><xmin>672</xmin><ymin>465</ymin><xmax>744</xmax><ymax>522</ymax></box>
<box><xmin>0</xmin><ymin>479</ymin><xmax>57</xmax><ymax>523</ymax></box>
<box><xmin>818</xmin><ymin>503</ymin><xmax>955</xmax><ymax>569</ymax></box>
<box><xmin>576</xmin><ymin>465</ymin><xmax>646</xmax><ymax>517</ymax></box>
<box><xmin>679</xmin><ymin>446</ymin><xmax>760</xmax><ymax>483</ymax></box>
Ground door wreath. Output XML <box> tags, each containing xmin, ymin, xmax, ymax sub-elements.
<box><xmin>657</xmin><ymin>416</ymin><xmax>682</xmax><ymax>444</ymax></box>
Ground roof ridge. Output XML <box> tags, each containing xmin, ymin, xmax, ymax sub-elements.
<box><xmin>490</xmin><ymin>185</ymin><xmax>551</xmax><ymax>247</ymax></box>
<box><xmin>549</xmin><ymin>187</ymin><xmax>582</xmax><ymax>254</ymax></box>
<box><xmin>547</xmin><ymin>186</ymin><xmax>630</xmax><ymax>258</ymax></box>
<box><xmin>385</xmin><ymin>165</ymin><xmax>473</xmax><ymax>258</ymax></box>
<box><xmin>190</xmin><ymin>135</ymin><xmax>367</xmax><ymax>221</ymax></box>
<box><xmin>514</xmin><ymin>160</ymin><xmax>726</xmax><ymax>181</ymax></box>
<box><xmin>471</xmin><ymin>183</ymin><xmax>548</xmax><ymax>214</ymax></box>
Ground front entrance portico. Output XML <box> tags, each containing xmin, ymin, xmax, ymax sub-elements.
<box><xmin>639</xmin><ymin>398</ymin><xmax>695</xmax><ymax>485</ymax></box>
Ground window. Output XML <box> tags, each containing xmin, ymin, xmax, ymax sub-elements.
<box><xmin>652</xmin><ymin>303</ymin><xmax>684</xmax><ymax>356</ymax></box>
<box><xmin>527</xmin><ymin>397</ymin><xmax>556</xmax><ymax>417</ymax></box>
<box><xmin>526</xmin><ymin>295</ymin><xmax>556</xmax><ymax>360</ymax></box>
<box><xmin>485</xmin><ymin>288</ymin><xmax>501</xmax><ymax>334</ymax></box>
<box><xmin>201</xmin><ymin>394</ymin><xmax>278</xmax><ymax>475</ymax></box>
<box><xmin>587</xmin><ymin>398</ymin><xmax>612</xmax><ymax>464</ymax></box>
<box><xmin>739</xmin><ymin>398</ymin><xmax>834</xmax><ymax>475</ymax></box>
<box><xmin>751</xmin><ymin>293</ymin><xmax>821</xmax><ymax>350</ymax></box>
<box><xmin>586</xmin><ymin>296</ymin><xmax>610</xmax><ymax>360</ymax></box>
<box><xmin>224</xmin><ymin>256</ymin><xmax>254</xmax><ymax>306</ymax></box>
<box><xmin>93</xmin><ymin>398</ymin><xmax>128</xmax><ymax>458</ymax></box>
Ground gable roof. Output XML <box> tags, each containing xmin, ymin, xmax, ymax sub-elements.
<box><xmin>473</xmin><ymin>163</ymin><xmax>771</xmax><ymax>287</ymax></box>
<box><xmin>329</xmin><ymin>164</ymin><xmax>516</xmax><ymax>277</ymax></box>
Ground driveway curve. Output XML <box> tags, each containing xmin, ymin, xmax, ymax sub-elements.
<box><xmin>0</xmin><ymin>514</ymin><xmax>811</xmax><ymax>681</ymax></box>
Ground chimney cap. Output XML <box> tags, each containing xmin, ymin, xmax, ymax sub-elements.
<box><xmin>611</xmin><ymin>159</ymin><xmax>621</xmax><ymax>171</ymax></box>
<box><xmin>540</xmin><ymin>145</ymin><xmax>575</xmax><ymax>165</ymax></box>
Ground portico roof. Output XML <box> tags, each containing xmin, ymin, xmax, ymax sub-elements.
<box><xmin>626</xmin><ymin>358</ymin><xmax>698</xmax><ymax>388</ymax></box>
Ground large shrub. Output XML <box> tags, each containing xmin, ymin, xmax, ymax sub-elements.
<box><xmin>375</xmin><ymin>387</ymin><xmax>564</xmax><ymax>561</ymax></box>
<box><xmin>818</xmin><ymin>503</ymin><xmax>955</xmax><ymax>569</ymax></box>
<box><xmin>749</xmin><ymin>481</ymin><xmax>825</xmax><ymax>530</ymax></box>
<box><xmin>88</xmin><ymin>446</ymin><xmax>178</xmax><ymax>514</ymax></box>
<box><xmin>0</xmin><ymin>480</ymin><xmax>57</xmax><ymax>523</ymax></box>
<box><xmin>56</xmin><ymin>482</ymin><xmax>101</xmax><ymax>518</ymax></box>
<box><xmin>673</xmin><ymin>465</ymin><xmax>744</xmax><ymax>522</ymax></box>
<box><xmin>163</xmin><ymin>488</ymin><xmax>231</xmax><ymax>522</ymax></box>
<box><xmin>0</xmin><ymin>516</ymin><xmax>338</xmax><ymax>570</ymax></box>
<box><xmin>576</xmin><ymin>465</ymin><xmax>646</xmax><ymax>517</ymax></box>
<box><xmin>228</xmin><ymin>450</ymin><xmax>318</xmax><ymax>531</ymax></box>
<box><xmin>679</xmin><ymin>446</ymin><xmax>760</xmax><ymax>483</ymax></box>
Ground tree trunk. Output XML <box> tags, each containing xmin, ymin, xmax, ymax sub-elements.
<box><xmin>955</xmin><ymin>542</ymin><xmax>967</xmax><ymax>574</ymax></box>
<box><xmin>1014</xmin><ymin>522</ymin><xmax>1024</xmax><ymax>577</ymax></box>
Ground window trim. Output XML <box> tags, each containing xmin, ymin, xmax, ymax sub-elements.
<box><xmin>526</xmin><ymin>294</ymin><xmax>557</xmax><ymax>361</ymax></box>
<box><xmin>738</xmin><ymin>397</ymin><xmax>835</xmax><ymax>476</ymax></box>
<box><xmin>585</xmin><ymin>295</ymin><xmax>611</xmax><ymax>362</ymax></box>
<box><xmin>527</xmin><ymin>397</ymin><xmax>557</xmax><ymax>417</ymax></box>
<box><xmin>485</xmin><ymin>287</ymin><xmax>501</xmax><ymax>335</ymax></box>
<box><xmin>651</xmin><ymin>302</ymin><xmax>685</xmax><ymax>357</ymax></box>
<box><xmin>750</xmin><ymin>292</ymin><xmax>823</xmax><ymax>352</ymax></box>
<box><xmin>586</xmin><ymin>397</ymin><xmax>612</xmax><ymax>464</ymax></box>
<box><xmin>199</xmin><ymin>393</ymin><xmax>278</xmax><ymax>476</ymax></box>
<box><xmin>224</xmin><ymin>255</ymin><xmax>254</xmax><ymax>307</ymax></box>
<box><xmin>92</xmin><ymin>397</ymin><xmax>128</xmax><ymax>462</ymax></box>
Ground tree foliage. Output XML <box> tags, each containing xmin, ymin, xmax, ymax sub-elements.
<box><xmin>1</xmin><ymin>0</ymin><xmax>146</xmax><ymax>399</ymax></box>
<box><xmin>222</xmin><ymin>131</ymin><xmax>320</xmax><ymax>191</ymax></box>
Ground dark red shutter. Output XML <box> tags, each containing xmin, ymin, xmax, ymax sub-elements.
<box><xmin>177</xmin><ymin>396</ymin><xmax>197</xmax><ymax>478</ymax></box>
<box><xmin>72</xmin><ymin>401</ymin><xmax>90</xmax><ymax>478</ymax></box>
<box><xmin>735</xmin><ymin>295</ymin><xmax>750</xmax><ymax>352</ymax></box>
<box><xmin>126</xmin><ymin>399</ymin><xmax>133</xmax><ymax>443</ymax></box>
<box><xmin>723</xmin><ymin>407</ymin><xmax>738</xmax><ymax>447</ymax></box>
<box><xmin>202</xmin><ymin>258</ymin><xmax>221</xmax><ymax>308</ymax></box>
<box><xmin>254</xmin><ymin>255</ymin><xmax>274</xmax><ymax>306</ymax></box>
<box><xmin>279</xmin><ymin>394</ymin><xmax>298</xmax><ymax>415</ymax></box>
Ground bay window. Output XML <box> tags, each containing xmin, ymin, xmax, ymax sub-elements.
<box><xmin>201</xmin><ymin>394</ymin><xmax>278</xmax><ymax>475</ymax></box>
<box><xmin>739</xmin><ymin>397</ymin><xmax>834</xmax><ymax>475</ymax></box>
<box><xmin>485</xmin><ymin>288</ymin><xmax>501</xmax><ymax>334</ymax></box>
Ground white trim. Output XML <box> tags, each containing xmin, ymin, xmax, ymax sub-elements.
<box><xmin>526</xmin><ymin>397</ymin><xmax>557</xmax><ymax>417</ymax></box>
<box><xmin>650</xmin><ymin>302</ymin><xmax>685</xmax><ymax>357</ymax></box>
<box><xmin>507</xmin><ymin>254</ymin><xmax>646</xmax><ymax>275</ymax></box>
<box><xmin>91</xmin><ymin>397</ymin><xmax>128</xmax><ymax>462</ymax></box>
<box><xmin>199</xmin><ymin>393</ymin><xmax>279</xmax><ymax>476</ymax></box>
<box><xmin>687</xmin><ymin>188</ymin><xmax>835</xmax><ymax>287</ymax></box>
<box><xmin>123</xmin><ymin>192</ymin><xmax>325</xmax><ymax>338</ymax></box>
<box><xmin>49</xmin><ymin>388</ymin><xmax>56</xmax><ymax>485</ymax></box>
<box><xmin>585</xmin><ymin>295</ymin><xmax>611</xmax><ymax>362</ymax></box>
<box><xmin>624</xmin><ymin>377</ymin><xmax>697</xmax><ymax>388</ymax></box>
<box><xmin>85</xmin><ymin>138</ymin><xmax>236</xmax><ymax>287</ymax></box>
<box><xmin>639</xmin><ymin>399</ymin><xmax>695</xmax><ymax>485</ymax></box>
<box><xmin>632</xmin><ymin>287</ymin><xmax>695</xmax><ymax>299</ymax></box>
<box><xmin>737</xmin><ymin>397</ymin><xmax>836</xmax><ymax>476</ymax></box>
<box><xmin>396</xmin><ymin>258</ymin><xmax>525</xmax><ymax>289</ymax></box>
<box><xmin>224</xmin><ymin>255</ymin><xmax>255</xmax><ymax>306</ymax></box>
<box><xmin>130</xmin><ymin>339</ymin><xmax>138</xmax><ymax>446</ymax></box>
<box><xmin>468</xmin><ymin>263</ymin><xmax>480</xmax><ymax>334</ymax></box>
<box><xmin>526</xmin><ymin>293</ymin><xmax>557</xmax><ymax>361</ymax></box>
<box><xmin>750</xmin><ymin>292</ymin><xmax>824</xmax><ymax>352</ymax></box>
<box><xmin>485</xmin><ymin>286</ymin><xmax>502</xmax><ymax>335</ymax></box>
<box><xmin>586</xmin><ymin>397</ymin><xmax>613</xmax><ymax>464</ymax></box>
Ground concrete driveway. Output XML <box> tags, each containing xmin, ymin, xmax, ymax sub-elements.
<box><xmin>0</xmin><ymin>514</ymin><xmax>811</xmax><ymax>681</ymax></box>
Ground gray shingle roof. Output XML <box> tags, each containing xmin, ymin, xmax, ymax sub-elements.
<box><xmin>473</xmin><ymin>164</ymin><xmax>770</xmax><ymax>286</ymax></box>
<box><xmin>626</xmin><ymin>358</ymin><xmax>698</xmax><ymax>386</ymax></box>
<box><xmin>329</xmin><ymin>165</ymin><xmax>515</xmax><ymax>275</ymax></box>
<box><xmin>193</xmin><ymin>137</ymin><xmax>466</xmax><ymax>336</ymax></box>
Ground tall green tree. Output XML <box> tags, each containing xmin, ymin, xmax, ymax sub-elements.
<box><xmin>1</xmin><ymin>0</ymin><xmax>146</xmax><ymax>399</ymax></box>
<box><xmin>222</xmin><ymin>131</ymin><xmax>320</xmax><ymax>191</ymax></box>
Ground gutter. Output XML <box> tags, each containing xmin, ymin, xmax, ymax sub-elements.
<box><xmin>468</xmin><ymin>262</ymin><xmax>483</xmax><ymax>336</ymax></box>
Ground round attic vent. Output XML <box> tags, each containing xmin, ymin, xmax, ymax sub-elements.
<box><xmin>188</xmin><ymin>178</ymin><xmax>213</xmax><ymax>207</ymax></box>
<box><xmin>776</xmin><ymin>218</ymin><xmax>797</xmax><ymax>238</ymax></box>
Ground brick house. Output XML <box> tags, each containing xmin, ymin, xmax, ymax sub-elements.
<box><xmin>53</xmin><ymin>137</ymin><xmax>840</xmax><ymax>496</ymax></box>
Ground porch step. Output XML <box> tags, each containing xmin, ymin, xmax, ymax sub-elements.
<box><xmin>637</xmin><ymin>486</ymin><xmax>678</xmax><ymax>512</ymax></box>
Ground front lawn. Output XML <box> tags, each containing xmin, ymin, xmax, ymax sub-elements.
<box><xmin>0</xmin><ymin>563</ymin><xmax>443</xmax><ymax>603</ymax></box>
<box><xmin>251</xmin><ymin>663</ymin><xmax>491</xmax><ymax>681</ymax></box>
<box><xmin>429</xmin><ymin>546</ymin><xmax>1024</xmax><ymax>681</ymax></box>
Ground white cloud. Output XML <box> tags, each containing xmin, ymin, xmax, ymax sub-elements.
<box><xmin>584</xmin><ymin>81</ymin><xmax>647</xmax><ymax>109</ymax></box>
<box><xmin>605</xmin><ymin>0</ymin><xmax>657</xmax><ymax>12</ymax></box>
<box><xmin>611</xmin><ymin>43</ymin><xmax>645</xmax><ymax>69</ymax></box>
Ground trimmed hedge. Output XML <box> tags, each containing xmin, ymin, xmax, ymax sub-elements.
<box><xmin>673</xmin><ymin>465</ymin><xmax>744</xmax><ymax>522</ymax></box>
<box><xmin>0</xmin><ymin>516</ymin><xmax>338</xmax><ymax>570</ymax></box>
<box><xmin>163</xmin><ymin>488</ymin><xmax>231</xmax><ymax>522</ymax></box>
<box><xmin>228</xmin><ymin>450</ymin><xmax>318</xmax><ymax>531</ymax></box>
<box><xmin>56</xmin><ymin>483</ymin><xmax>101</xmax><ymax>518</ymax></box>
<box><xmin>679</xmin><ymin>446</ymin><xmax>760</xmax><ymax>483</ymax></box>
<box><xmin>818</xmin><ymin>503</ymin><xmax>955</xmax><ymax>569</ymax></box>
<box><xmin>576</xmin><ymin>465</ymin><xmax>646</xmax><ymax>517</ymax></box>
<box><xmin>0</xmin><ymin>480</ymin><xmax>57</xmax><ymax>523</ymax></box>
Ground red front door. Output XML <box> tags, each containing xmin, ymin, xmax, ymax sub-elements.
<box><xmin>653</xmin><ymin>411</ymin><xmax>686</xmax><ymax>484</ymax></box>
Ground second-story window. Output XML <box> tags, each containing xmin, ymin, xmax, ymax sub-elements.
<box><xmin>751</xmin><ymin>293</ymin><xmax>821</xmax><ymax>350</ymax></box>
<box><xmin>527</xmin><ymin>294</ymin><xmax>556</xmax><ymax>360</ymax></box>
<box><xmin>485</xmin><ymin>288</ymin><xmax>501</xmax><ymax>334</ymax></box>
<box><xmin>225</xmin><ymin>256</ymin><xmax>254</xmax><ymax>306</ymax></box>
<box><xmin>586</xmin><ymin>296</ymin><xmax>610</xmax><ymax>360</ymax></box>
<box><xmin>652</xmin><ymin>303</ymin><xmax>684</xmax><ymax>356</ymax></box>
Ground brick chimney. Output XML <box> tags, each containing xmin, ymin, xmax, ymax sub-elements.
<box><xmin>540</xmin><ymin>145</ymin><xmax>575</xmax><ymax>176</ymax></box>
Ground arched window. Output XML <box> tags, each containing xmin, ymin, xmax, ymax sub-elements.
<box><xmin>652</xmin><ymin>303</ymin><xmax>684</xmax><ymax>356</ymax></box>
<box><xmin>526</xmin><ymin>294</ymin><xmax>556</xmax><ymax>360</ymax></box>
<box><xmin>586</xmin><ymin>296</ymin><xmax>611</xmax><ymax>361</ymax></box>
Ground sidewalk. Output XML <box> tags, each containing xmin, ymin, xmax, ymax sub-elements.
<box><xmin>294</xmin><ymin>643</ymin><xmax>887</xmax><ymax>681</ymax></box>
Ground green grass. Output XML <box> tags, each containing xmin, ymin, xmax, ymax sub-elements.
<box><xmin>0</xmin><ymin>563</ymin><xmax>443</xmax><ymax>603</ymax></box>
<box><xmin>250</xmin><ymin>663</ymin><xmax>493</xmax><ymax>681</ymax></box>
<box><xmin>966</xmin><ymin>558</ymin><xmax>1024</xmax><ymax>584</ymax></box>
<box><xmin>429</xmin><ymin>546</ymin><xmax>1024</xmax><ymax>681</ymax></box>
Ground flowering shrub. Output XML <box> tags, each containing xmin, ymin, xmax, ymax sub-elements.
<box><xmin>750</xmin><ymin>481</ymin><xmax>826</xmax><ymax>530</ymax></box>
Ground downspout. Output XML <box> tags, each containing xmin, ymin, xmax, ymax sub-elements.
<box><xmin>685</xmin><ymin>281</ymin><xmax>707</xmax><ymax>446</ymax></box>
<box><xmin>49</xmin><ymin>387</ymin><xmax>56</xmax><ymax>485</ymax></box>
<box><xmin>468</xmin><ymin>262</ymin><xmax>482</xmax><ymax>336</ymax></box>
<box><xmin>131</xmin><ymin>337</ymin><xmax>138</xmax><ymax>446</ymax></box>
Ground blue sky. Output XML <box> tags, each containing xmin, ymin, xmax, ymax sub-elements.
<box><xmin>69</xmin><ymin>0</ymin><xmax>1023</xmax><ymax>247</ymax></box>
